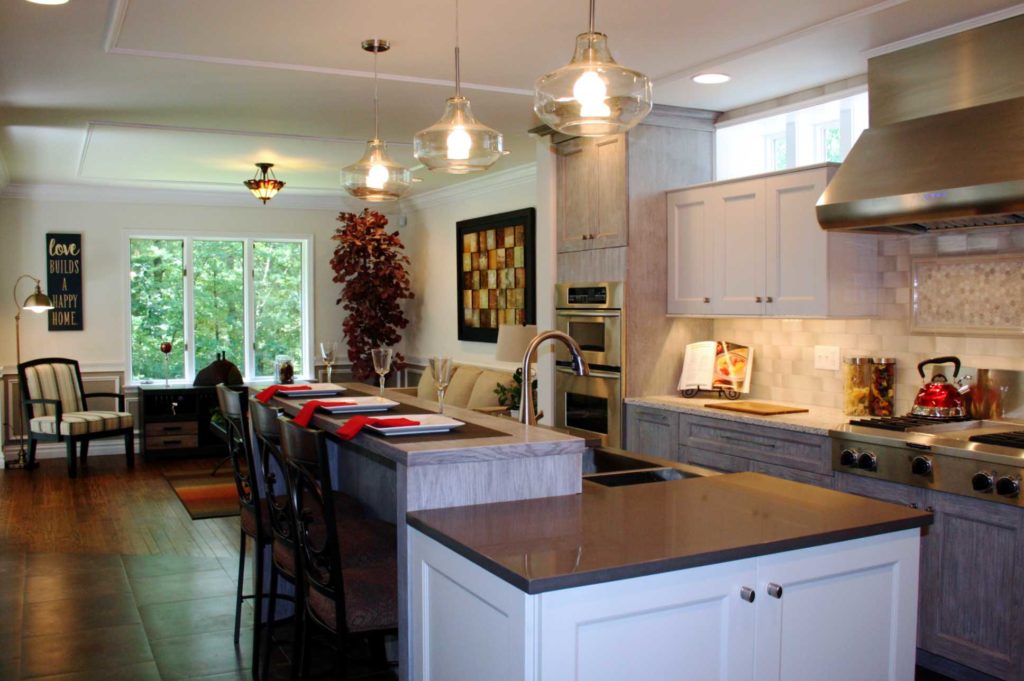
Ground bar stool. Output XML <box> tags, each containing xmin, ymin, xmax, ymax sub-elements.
<box><xmin>216</xmin><ymin>384</ymin><xmax>267</xmax><ymax>677</ymax></box>
<box><xmin>279</xmin><ymin>418</ymin><xmax>398</xmax><ymax>679</ymax></box>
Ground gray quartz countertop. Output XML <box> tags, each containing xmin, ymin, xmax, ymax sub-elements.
<box><xmin>626</xmin><ymin>396</ymin><xmax>848</xmax><ymax>435</ymax></box>
<box><xmin>407</xmin><ymin>472</ymin><xmax>932</xmax><ymax>594</ymax></box>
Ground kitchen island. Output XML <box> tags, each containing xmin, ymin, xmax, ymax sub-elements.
<box><xmin>407</xmin><ymin>472</ymin><xmax>932</xmax><ymax>681</ymax></box>
<box><xmin>268</xmin><ymin>384</ymin><xmax>586</xmax><ymax>679</ymax></box>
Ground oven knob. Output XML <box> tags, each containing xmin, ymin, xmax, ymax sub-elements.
<box><xmin>840</xmin><ymin>449</ymin><xmax>859</xmax><ymax>467</ymax></box>
<box><xmin>971</xmin><ymin>471</ymin><xmax>995</xmax><ymax>493</ymax></box>
<box><xmin>911</xmin><ymin>456</ymin><xmax>933</xmax><ymax>476</ymax></box>
<box><xmin>995</xmin><ymin>476</ymin><xmax>1021</xmax><ymax>497</ymax></box>
<box><xmin>857</xmin><ymin>452</ymin><xmax>878</xmax><ymax>472</ymax></box>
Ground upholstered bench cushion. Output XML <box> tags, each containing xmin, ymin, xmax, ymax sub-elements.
<box><xmin>415</xmin><ymin>364</ymin><xmax>515</xmax><ymax>410</ymax></box>
<box><xmin>29</xmin><ymin>411</ymin><xmax>133</xmax><ymax>436</ymax></box>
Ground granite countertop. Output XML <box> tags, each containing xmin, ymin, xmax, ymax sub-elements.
<box><xmin>269</xmin><ymin>384</ymin><xmax>586</xmax><ymax>467</ymax></box>
<box><xmin>407</xmin><ymin>472</ymin><xmax>932</xmax><ymax>594</ymax></box>
<box><xmin>627</xmin><ymin>395</ymin><xmax>848</xmax><ymax>435</ymax></box>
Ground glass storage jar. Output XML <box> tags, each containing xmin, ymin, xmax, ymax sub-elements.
<box><xmin>869</xmin><ymin>358</ymin><xmax>896</xmax><ymax>417</ymax></box>
<box><xmin>843</xmin><ymin>357</ymin><xmax>872</xmax><ymax>416</ymax></box>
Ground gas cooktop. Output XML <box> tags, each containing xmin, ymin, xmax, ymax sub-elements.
<box><xmin>830</xmin><ymin>417</ymin><xmax>1024</xmax><ymax>507</ymax></box>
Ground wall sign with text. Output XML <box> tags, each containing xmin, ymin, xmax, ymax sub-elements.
<box><xmin>46</xmin><ymin>232</ymin><xmax>83</xmax><ymax>331</ymax></box>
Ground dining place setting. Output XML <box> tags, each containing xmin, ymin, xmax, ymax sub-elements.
<box><xmin>255</xmin><ymin>350</ymin><xmax>473</xmax><ymax>440</ymax></box>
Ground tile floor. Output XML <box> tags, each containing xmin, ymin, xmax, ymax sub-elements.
<box><xmin>0</xmin><ymin>550</ymin><xmax>395</xmax><ymax>680</ymax></box>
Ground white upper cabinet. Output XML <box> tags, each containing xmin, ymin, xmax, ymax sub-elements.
<box><xmin>556</xmin><ymin>135</ymin><xmax>628</xmax><ymax>252</ymax></box>
<box><xmin>667</xmin><ymin>164</ymin><xmax>877</xmax><ymax>318</ymax></box>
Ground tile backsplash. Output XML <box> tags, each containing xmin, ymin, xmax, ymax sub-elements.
<box><xmin>713</xmin><ymin>229</ymin><xmax>1024</xmax><ymax>415</ymax></box>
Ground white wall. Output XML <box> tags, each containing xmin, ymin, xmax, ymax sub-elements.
<box><xmin>0</xmin><ymin>195</ymin><xmax>345</xmax><ymax>374</ymax></box>
<box><xmin>399</xmin><ymin>164</ymin><xmax>542</xmax><ymax>370</ymax></box>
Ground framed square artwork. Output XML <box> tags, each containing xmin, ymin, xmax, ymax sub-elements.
<box><xmin>456</xmin><ymin>208</ymin><xmax>536</xmax><ymax>342</ymax></box>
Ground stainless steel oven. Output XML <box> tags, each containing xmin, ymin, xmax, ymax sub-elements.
<box><xmin>554</xmin><ymin>282</ymin><xmax>624</xmax><ymax>447</ymax></box>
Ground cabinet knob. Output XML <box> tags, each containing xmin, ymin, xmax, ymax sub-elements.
<box><xmin>755</xmin><ymin>296</ymin><xmax>763</xmax><ymax>303</ymax></box>
<box><xmin>740</xmin><ymin>586</ymin><xmax>755</xmax><ymax>603</ymax></box>
<box><xmin>767</xmin><ymin>583</ymin><xmax>784</xmax><ymax>599</ymax></box>
<box><xmin>765</xmin><ymin>296</ymin><xmax>774</xmax><ymax>303</ymax></box>
<box><xmin>703</xmin><ymin>297</ymin><xmax>710</xmax><ymax>304</ymax></box>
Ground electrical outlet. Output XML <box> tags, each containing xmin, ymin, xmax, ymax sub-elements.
<box><xmin>814</xmin><ymin>345</ymin><xmax>841</xmax><ymax>371</ymax></box>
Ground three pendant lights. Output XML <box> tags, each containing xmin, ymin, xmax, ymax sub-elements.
<box><xmin>343</xmin><ymin>0</ymin><xmax>652</xmax><ymax>202</ymax></box>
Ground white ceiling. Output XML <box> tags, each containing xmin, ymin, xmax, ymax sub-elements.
<box><xmin>0</xmin><ymin>0</ymin><xmax>1021</xmax><ymax>201</ymax></box>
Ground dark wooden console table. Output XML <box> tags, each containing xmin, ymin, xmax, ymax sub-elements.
<box><xmin>137</xmin><ymin>384</ymin><xmax>226</xmax><ymax>458</ymax></box>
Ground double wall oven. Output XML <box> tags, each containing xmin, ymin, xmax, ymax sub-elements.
<box><xmin>554</xmin><ymin>282</ymin><xmax>624</xmax><ymax>448</ymax></box>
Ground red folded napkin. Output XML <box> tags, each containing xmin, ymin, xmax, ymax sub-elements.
<box><xmin>335</xmin><ymin>416</ymin><xmax>420</xmax><ymax>441</ymax></box>
<box><xmin>255</xmin><ymin>384</ymin><xmax>312</xmax><ymax>403</ymax></box>
<box><xmin>292</xmin><ymin>400</ymin><xmax>357</xmax><ymax>427</ymax></box>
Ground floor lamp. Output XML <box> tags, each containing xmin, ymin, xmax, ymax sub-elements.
<box><xmin>6</xmin><ymin>275</ymin><xmax>53</xmax><ymax>469</ymax></box>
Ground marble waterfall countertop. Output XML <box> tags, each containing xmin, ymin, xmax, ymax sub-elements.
<box><xmin>626</xmin><ymin>396</ymin><xmax>848</xmax><ymax>435</ymax></box>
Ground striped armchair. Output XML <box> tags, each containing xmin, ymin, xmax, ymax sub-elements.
<box><xmin>18</xmin><ymin>358</ymin><xmax>134</xmax><ymax>478</ymax></box>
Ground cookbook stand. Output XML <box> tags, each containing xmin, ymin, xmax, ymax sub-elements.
<box><xmin>680</xmin><ymin>387</ymin><xmax>741</xmax><ymax>400</ymax></box>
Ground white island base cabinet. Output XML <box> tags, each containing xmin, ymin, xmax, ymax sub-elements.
<box><xmin>410</xmin><ymin>528</ymin><xmax>921</xmax><ymax>681</ymax></box>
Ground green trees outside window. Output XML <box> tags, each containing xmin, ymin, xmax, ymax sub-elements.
<box><xmin>129</xmin><ymin>236</ymin><xmax>307</xmax><ymax>383</ymax></box>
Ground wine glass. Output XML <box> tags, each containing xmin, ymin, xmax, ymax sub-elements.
<box><xmin>159</xmin><ymin>341</ymin><xmax>173</xmax><ymax>388</ymax></box>
<box><xmin>430</xmin><ymin>357</ymin><xmax>454</xmax><ymax>415</ymax></box>
<box><xmin>319</xmin><ymin>340</ymin><xmax>338</xmax><ymax>384</ymax></box>
<box><xmin>371</xmin><ymin>347</ymin><xmax>393</xmax><ymax>397</ymax></box>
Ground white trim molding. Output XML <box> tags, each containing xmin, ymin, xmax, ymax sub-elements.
<box><xmin>863</xmin><ymin>3</ymin><xmax>1024</xmax><ymax>58</ymax></box>
<box><xmin>400</xmin><ymin>163</ymin><xmax>537</xmax><ymax>212</ymax></box>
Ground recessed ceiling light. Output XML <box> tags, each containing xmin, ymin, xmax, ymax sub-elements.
<box><xmin>26</xmin><ymin>0</ymin><xmax>70</xmax><ymax>4</ymax></box>
<box><xmin>692</xmin><ymin>73</ymin><xmax>731</xmax><ymax>85</ymax></box>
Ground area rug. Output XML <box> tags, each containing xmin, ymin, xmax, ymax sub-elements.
<box><xmin>164</xmin><ymin>470</ymin><xmax>240</xmax><ymax>520</ymax></box>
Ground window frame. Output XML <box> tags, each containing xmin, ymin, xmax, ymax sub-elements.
<box><xmin>124</xmin><ymin>231</ymin><xmax>313</xmax><ymax>385</ymax></box>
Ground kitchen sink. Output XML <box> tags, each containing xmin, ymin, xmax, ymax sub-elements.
<box><xmin>582</xmin><ymin>446</ymin><xmax>717</xmax><ymax>487</ymax></box>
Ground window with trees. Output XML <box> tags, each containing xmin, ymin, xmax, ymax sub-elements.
<box><xmin>716</xmin><ymin>90</ymin><xmax>868</xmax><ymax>181</ymax></box>
<box><xmin>128</xmin><ymin>236</ymin><xmax>310</xmax><ymax>384</ymax></box>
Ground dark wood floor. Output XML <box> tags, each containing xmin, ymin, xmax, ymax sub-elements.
<box><xmin>0</xmin><ymin>451</ymin><xmax>955</xmax><ymax>681</ymax></box>
<box><xmin>0</xmin><ymin>453</ymin><xmax>394</xmax><ymax>680</ymax></box>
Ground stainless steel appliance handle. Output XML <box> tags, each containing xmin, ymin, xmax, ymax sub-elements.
<box><xmin>555</xmin><ymin>310</ymin><xmax>621</xmax><ymax>318</ymax></box>
<box><xmin>555</xmin><ymin>366</ymin><xmax>620</xmax><ymax>380</ymax></box>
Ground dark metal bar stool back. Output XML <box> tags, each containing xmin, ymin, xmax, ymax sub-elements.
<box><xmin>216</xmin><ymin>384</ymin><xmax>266</xmax><ymax>676</ymax></box>
<box><xmin>279</xmin><ymin>418</ymin><xmax>398</xmax><ymax>679</ymax></box>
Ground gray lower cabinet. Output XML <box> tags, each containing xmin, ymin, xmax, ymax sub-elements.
<box><xmin>624</xmin><ymin>405</ymin><xmax>679</xmax><ymax>460</ymax></box>
<box><xmin>678</xmin><ymin>413</ymin><xmax>834</xmax><ymax>488</ymax></box>
<box><xmin>836</xmin><ymin>472</ymin><xmax>1024</xmax><ymax>680</ymax></box>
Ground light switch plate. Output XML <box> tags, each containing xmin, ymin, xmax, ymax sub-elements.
<box><xmin>814</xmin><ymin>345</ymin><xmax>841</xmax><ymax>371</ymax></box>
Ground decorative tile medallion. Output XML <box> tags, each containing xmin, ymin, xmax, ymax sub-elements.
<box><xmin>911</xmin><ymin>253</ymin><xmax>1024</xmax><ymax>335</ymax></box>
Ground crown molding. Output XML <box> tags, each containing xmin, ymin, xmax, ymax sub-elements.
<box><xmin>400</xmin><ymin>163</ymin><xmax>537</xmax><ymax>212</ymax></box>
<box><xmin>103</xmin><ymin>0</ymin><xmax>531</xmax><ymax>97</ymax></box>
<box><xmin>863</xmin><ymin>4</ymin><xmax>1024</xmax><ymax>59</ymax></box>
<box><xmin>0</xmin><ymin>182</ymin><xmax>348</xmax><ymax>211</ymax></box>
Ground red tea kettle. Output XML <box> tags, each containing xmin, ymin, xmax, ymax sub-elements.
<box><xmin>912</xmin><ymin>356</ymin><xmax>969</xmax><ymax>418</ymax></box>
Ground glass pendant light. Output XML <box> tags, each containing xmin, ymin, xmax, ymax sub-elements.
<box><xmin>243</xmin><ymin>163</ymin><xmax>285</xmax><ymax>204</ymax></box>
<box><xmin>534</xmin><ymin>0</ymin><xmax>652</xmax><ymax>137</ymax></box>
<box><xmin>414</xmin><ymin>0</ymin><xmax>504</xmax><ymax>173</ymax></box>
<box><xmin>342</xmin><ymin>39</ymin><xmax>412</xmax><ymax>202</ymax></box>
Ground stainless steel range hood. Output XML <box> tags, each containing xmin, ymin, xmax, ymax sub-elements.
<box><xmin>818</xmin><ymin>14</ymin><xmax>1024</xmax><ymax>234</ymax></box>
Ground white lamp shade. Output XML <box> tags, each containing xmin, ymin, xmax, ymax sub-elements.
<box><xmin>495</xmin><ymin>324</ymin><xmax>539</xmax><ymax>363</ymax></box>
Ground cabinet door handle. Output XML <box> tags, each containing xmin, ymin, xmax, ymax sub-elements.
<box><xmin>740</xmin><ymin>586</ymin><xmax>756</xmax><ymax>603</ymax></box>
<box><xmin>755</xmin><ymin>296</ymin><xmax>763</xmax><ymax>303</ymax></box>
<box><xmin>767</xmin><ymin>583</ymin><xmax>783</xmax><ymax>599</ymax></box>
<box><xmin>766</xmin><ymin>296</ymin><xmax>774</xmax><ymax>303</ymax></box>
<box><xmin>703</xmin><ymin>297</ymin><xmax>710</xmax><ymax>304</ymax></box>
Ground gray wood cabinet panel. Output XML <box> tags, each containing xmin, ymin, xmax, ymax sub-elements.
<box><xmin>679</xmin><ymin>414</ymin><xmax>832</xmax><ymax>475</ymax></box>
<box><xmin>678</xmin><ymin>445</ymin><xmax>752</xmax><ymax>473</ymax></box>
<box><xmin>555</xmin><ymin>136</ymin><xmax>628</xmax><ymax>253</ymax></box>
<box><xmin>624</xmin><ymin>404</ymin><xmax>679</xmax><ymax>460</ymax></box>
<box><xmin>918</xmin><ymin>491</ymin><xmax>1024</xmax><ymax>680</ymax></box>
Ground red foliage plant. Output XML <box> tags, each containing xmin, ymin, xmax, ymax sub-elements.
<box><xmin>330</xmin><ymin>209</ymin><xmax>414</xmax><ymax>380</ymax></box>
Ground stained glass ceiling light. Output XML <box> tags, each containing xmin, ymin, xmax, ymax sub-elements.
<box><xmin>243</xmin><ymin>163</ymin><xmax>285</xmax><ymax>204</ymax></box>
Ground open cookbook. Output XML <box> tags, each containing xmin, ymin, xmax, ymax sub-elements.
<box><xmin>678</xmin><ymin>340</ymin><xmax>754</xmax><ymax>394</ymax></box>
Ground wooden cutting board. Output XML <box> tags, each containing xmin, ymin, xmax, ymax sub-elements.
<box><xmin>704</xmin><ymin>401</ymin><xmax>809</xmax><ymax>416</ymax></box>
